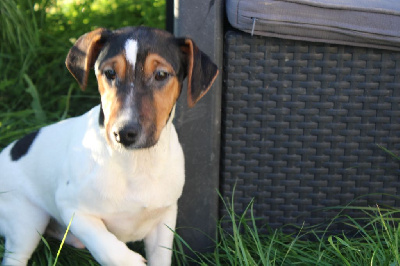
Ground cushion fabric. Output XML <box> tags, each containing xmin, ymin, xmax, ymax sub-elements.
<box><xmin>226</xmin><ymin>0</ymin><xmax>400</xmax><ymax>51</ymax></box>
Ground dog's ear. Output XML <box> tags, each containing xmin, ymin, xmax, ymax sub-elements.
<box><xmin>178</xmin><ymin>38</ymin><xmax>219</xmax><ymax>108</ymax></box>
<box><xmin>66</xmin><ymin>28</ymin><xmax>111</xmax><ymax>90</ymax></box>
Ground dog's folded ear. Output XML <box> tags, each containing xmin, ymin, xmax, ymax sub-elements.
<box><xmin>66</xmin><ymin>28</ymin><xmax>111</xmax><ymax>90</ymax></box>
<box><xmin>178</xmin><ymin>38</ymin><xmax>219</xmax><ymax>108</ymax></box>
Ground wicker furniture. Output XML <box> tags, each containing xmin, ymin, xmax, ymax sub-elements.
<box><xmin>221</xmin><ymin>30</ymin><xmax>400</xmax><ymax>231</ymax></box>
<box><xmin>172</xmin><ymin>0</ymin><xmax>400</xmax><ymax>250</ymax></box>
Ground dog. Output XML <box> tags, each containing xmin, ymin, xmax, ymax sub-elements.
<box><xmin>0</xmin><ymin>26</ymin><xmax>218</xmax><ymax>265</ymax></box>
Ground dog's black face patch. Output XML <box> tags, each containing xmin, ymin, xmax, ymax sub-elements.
<box><xmin>10</xmin><ymin>130</ymin><xmax>40</xmax><ymax>161</ymax></box>
<box><xmin>99</xmin><ymin>105</ymin><xmax>105</xmax><ymax>127</ymax></box>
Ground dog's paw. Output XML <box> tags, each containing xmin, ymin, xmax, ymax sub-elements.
<box><xmin>123</xmin><ymin>251</ymin><xmax>147</xmax><ymax>266</ymax></box>
<box><xmin>134</xmin><ymin>254</ymin><xmax>147</xmax><ymax>266</ymax></box>
<box><xmin>96</xmin><ymin>249</ymin><xmax>146</xmax><ymax>266</ymax></box>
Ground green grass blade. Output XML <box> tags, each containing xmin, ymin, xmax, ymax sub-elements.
<box><xmin>23</xmin><ymin>74</ymin><xmax>46</xmax><ymax>123</ymax></box>
<box><xmin>53</xmin><ymin>213</ymin><xmax>75</xmax><ymax>266</ymax></box>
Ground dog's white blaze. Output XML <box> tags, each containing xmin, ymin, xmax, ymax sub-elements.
<box><xmin>125</xmin><ymin>39</ymin><xmax>139</xmax><ymax>69</ymax></box>
<box><xmin>94</xmin><ymin>60</ymin><xmax>100</xmax><ymax>76</ymax></box>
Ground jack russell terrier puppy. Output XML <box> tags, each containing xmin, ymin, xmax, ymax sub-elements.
<box><xmin>0</xmin><ymin>26</ymin><xmax>218</xmax><ymax>265</ymax></box>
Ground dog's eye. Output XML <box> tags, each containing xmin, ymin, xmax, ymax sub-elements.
<box><xmin>104</xmin><ymin>69</ymin><xmax>116</xmax><ymax>80</ymax></box>
<box><xmin>154</xmin><ymin>70</ymin><xmax>169</xmax><ymax>81</ymax></box>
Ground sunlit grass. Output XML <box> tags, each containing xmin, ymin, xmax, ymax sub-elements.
<box><xmin>172</xmin><ymin>193</ymin><xmax>400</xmax><ymax>266</ymax></box>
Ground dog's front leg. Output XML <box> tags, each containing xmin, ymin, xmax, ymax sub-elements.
<box><xmin>144</xmin><ymin>204</ymin><xmax>177</xmax><ymax>266</ymax></box>
<box><xmin>62</xmin><ymin>210</ymin><xmax>146</xmax><ymax>266</ymax></box>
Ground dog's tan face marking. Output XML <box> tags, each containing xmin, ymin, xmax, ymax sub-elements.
<box><xmin>94</xmin><ymin>41</ymin><xmax>182</xmax><ymax>149</ymax></box>
<box><xmin>95</xmin><ymin>54</ymin><xmax>128</xmax><ymax>145</ymax></box>
<box><xmin>143</xmin><ymin>53</ymin><xmax>180</xmax><ymax>141</ymax></box>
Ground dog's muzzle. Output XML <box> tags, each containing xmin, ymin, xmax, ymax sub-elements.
<box><xmin>113</xmin><ymin>123</ymin><xmax>141</xmax><ymax>148</ymax></box>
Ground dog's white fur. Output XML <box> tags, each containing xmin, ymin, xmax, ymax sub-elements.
<box><xmin>0</xmin><ymin>26</ymin><xmax>219</xmax><ymax>266</ymax></box>
<box><xmin>0</xmin><ymin>104</ymin><xmax>184</xmax><ymax>265</ymax></box>
<box><xmin>125</xmin><ymin>39</ymin><xmax>139</xmax><ymax>69</ymax></box>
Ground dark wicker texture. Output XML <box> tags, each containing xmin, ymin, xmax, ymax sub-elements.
<box><xmin>221</xmin><ymin>30</ymin><xmax>400</xmax><ymax>231</ymax></box>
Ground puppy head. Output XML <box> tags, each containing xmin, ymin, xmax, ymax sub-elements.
<box><xmin>66</xmin><ymin>26</ymin><xmax>218</xmax><ymax>150</ymax></box>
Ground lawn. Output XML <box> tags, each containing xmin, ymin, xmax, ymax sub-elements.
<box><xmin>1</xmin><ymin>1</ymin><xmax>400</xmax><ymax>265</ymax></box>
<box><xmin>1</xmin><ymin>195</ymin><xmax>400</xmax><ymax>265</ymax></box>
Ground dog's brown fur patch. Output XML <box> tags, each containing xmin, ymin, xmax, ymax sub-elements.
<box><xmin>144</xmin><ymin>53</ymin><xmax>180</xmax><ymax>140</ymax></box>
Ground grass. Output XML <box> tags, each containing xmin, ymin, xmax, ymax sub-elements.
<box><xmin>170</xmin><ymin>192</ymin><xmax>400</xmax><ymax>266</ymax></box>
<box><xmin>1</xmin><ymin>193</ymin><xmax>398</xmax><ymax>265</ymax></box>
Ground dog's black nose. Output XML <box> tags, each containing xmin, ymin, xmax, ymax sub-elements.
<box><xmin>113</xmin><ymin>124</ymin><xmax>140</xmax><ymax>147</ymax></box>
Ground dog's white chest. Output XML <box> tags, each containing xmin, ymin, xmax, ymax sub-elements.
<box><xmin>102</xmin><ymin>205</ymin><xmax>171</xmax><ymax>242</ymax></box>
<box><xmin>80</xmin><ymin>162</ymin><xmax>182</xmax><ymax>242</ymax></box>
<box><xmin>53</xmin><ymin>117</ymin><xmax>185</xmax><ymax>242</ymax></box>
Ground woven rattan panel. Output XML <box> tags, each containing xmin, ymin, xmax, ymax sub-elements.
<box><xmin>221</xmin><ymin>30</ymin><xmax>400</xmax><ymax>231</ymax></box>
